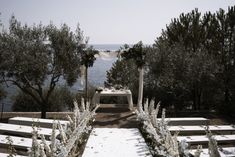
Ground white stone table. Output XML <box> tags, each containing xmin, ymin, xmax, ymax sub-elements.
<box><xmin>92</xmin><ymin>89</ymin><xmax>134</xmax><ymax>110</ymax></box>
<box><xmin>0</xmin><ymin>123</ymin><xmax>59</xmax><ymax>139</ymax></box>
<box><xmin>8</xmin><ymin>116</ymin><xmax>69</xmax><ymax>128</ymax></box>
<box><xmin>82</xmin><ymin>128</ymin><xmax>152</xmax><ymax>157</ymax></box>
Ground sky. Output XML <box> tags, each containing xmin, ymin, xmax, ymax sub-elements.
<box><xmin>0</xmin><ymin>0</ymin><xmax>234</xmax><ymax>44</ymax></box>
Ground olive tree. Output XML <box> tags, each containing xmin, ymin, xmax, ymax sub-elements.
<box><xmin>0</xmin><ymin>16</ymin><xmax>84</xmax><ymax>118</ymax></box>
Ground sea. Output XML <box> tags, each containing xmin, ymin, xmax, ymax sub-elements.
<box><xmin>1</xmin><ymin>44</ymin><xmax>122</xmax><ymax>111</ymax></box>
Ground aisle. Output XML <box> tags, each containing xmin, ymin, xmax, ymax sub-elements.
<box><xmin>82</xmin><ymin>128</ymin><xmax>152</xmax><ymax>157</ymax></box>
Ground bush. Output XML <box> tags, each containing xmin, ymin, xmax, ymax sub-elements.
<box><xmin>12</xmin><ymin>91</ymin><xmax>40</xmax><ymax>112</ymax></box>
<box><xmin>105</xmin><ymin>59</ymin><xmax>139</xmax><ymax>104</ymax></box>
<box><xmin>218</xmin><ymin>101</ymin><xmax>235</xmax><ymax>120</ymax></box>
<box><xmin>12</xmin><ymin>86</ymin><xmax>75</xmax><ymax>112</ymax></box>
<box><xmin>75</xmin><ymin>83</ymin><xmax>96</xmax><ymax>109</ymax></box>
<box><xmin>0</xmin><ymin>85</ymin><xmax>6</xmax><ymax>101</ymax></box>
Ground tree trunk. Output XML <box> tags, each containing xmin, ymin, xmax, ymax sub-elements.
<box><xmin>224</xmin><ymin>73</ymin><xmax>230</xmax><ymax>106</ymax></box>
<box><xmin>137</xmin><ymin>67</ymin><xmax>144</xmax><ymax>110</ymax></box>
<box><xmin>85</xmin><ymin>66</ymin><xmax>88</xmax><ymax>103</ymax></box>
<box><xmin>41</xmin><ymin>103</ymin><xmax>47</xmax><ymax>118</ymax></box>
<box><xmin>192</xmin><ymin>87</ymin><xmax>197</xmax><ymax>110</ymax></box>
<box><xmin>225</xmin><ymin>87</ymin><xmax>229</xmax><ymax>106</ymax></box>
<box><xmin>199</xmin><ymin>90</ymin><xmax>202</xmax><ymax>110</ymax></box>
<box><xmin>197</xmin><ymin>91</ymin><xmax>202</xmax><ymax>110</ymax></box>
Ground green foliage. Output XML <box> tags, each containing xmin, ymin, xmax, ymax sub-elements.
<box><xmin>81</xmin><ymin>46</ymin><xmax>98</xmax><ymax>68</ymax></box>
<box><xmin>46</xmin><ymin>23</ymin><xmax>82</xmax><ymax>86</ymax></box>
<box><xmin>105</xmin><ymin>6</ymin><xmax>235</xmax><ymax>117</ymax></box>
<box><xmin>0</xmin><ymin>16</ymin><xmax>85</xmax><ymax>117</ymax></box>
<box><xmin>148</xmin><ymin>7</ymin><xmax>235</xmax><ymax>113</ymax></box>
<box><xmin>12</xmin><ymin>90</ymin><xmax>40</xmax><ymax>112</ymax></box>
<box><xmin>0</xmin><ymin>85</ymin><xmax>6</xmax><ymax>101</ymax></box>
<box><xmin>105</xmin><ymin>59</ymin><xmax>138</xmax><ymax>87</ymax></box>
<box><xmin>50</xmin><ymin>86</ymin><xmax>75</xmax><ymax>111</ymax></box>
<box><xmin>214</xmin><ymin>7</ymin><xmax>235</xmax><ymax>110</ymax></box>
<box><xmin>105</xmin><ymin>59</ymin><xmax>139</xmax><ymax>103</ymax></box>
<box><xmin>12</xmin><ymin>86</ymin><xmax>75</xmax><ymax>112</ymax></box>
<box><xmin>121</xmin><ymin>41</ymin><xmax>146</xmax><ymax>68</ymax></box>
<box><xmin>120</xmin><ymin>41</ymin><xmax>147</xmax><ymax>106</ymax></box>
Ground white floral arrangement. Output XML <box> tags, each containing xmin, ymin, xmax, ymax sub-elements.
<box><xmin>26</xmin><ymin>98</ymin><xmax>99</xmax><ymax>157</ymax></box>
<box><xmin>136</xmin><ymin>99</ymin><xmax>203</xmax><ymax>157</ymax></box>
<box><xmin>206</xmin><ymin>128</ymin><xmax>221</xmax><ymax>157</ymax></box>
<box><xmin>6</xmin><ymin>136</ymin><xmax>17</xmax><ymax>157</ymax></box>
<box><xmin>136</xmin><ymin>99</ymin><xmax>180</xmax><ymax>156</ymax></box>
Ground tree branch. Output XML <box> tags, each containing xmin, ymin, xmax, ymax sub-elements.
<box><xmin>5</xmin><ymin>78</ymin><xmax>42</xmax><ymax>105</ymax></box>
<box><xmin>22</xmin><ymin>75</ymin><xmax>42</xmax><ymax>95</ymax></box>
<box><xmin>45</xmin><ymin>73</ymin><xmax>61</xmax><ymax>102</ymax></box>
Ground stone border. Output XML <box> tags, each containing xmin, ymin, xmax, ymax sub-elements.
<box><xmin>0</xmin><ymin>112</ymin><xmax>73</xmax><ymax>120</ymax></box>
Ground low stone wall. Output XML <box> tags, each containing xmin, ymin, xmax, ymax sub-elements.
<box><xmin>166</xmin><ymin>110</ymin><xmax>218</xmax><ymax>118</ymax></box>
<box><xmin>0</xmin><ymin>112</ymin><xmax>74</xmax><ymax>120</ymax></box>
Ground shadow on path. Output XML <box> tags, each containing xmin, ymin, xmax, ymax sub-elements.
<box><xmin>93</xmin><ymin>104</ymin><xmax>138</xmax><ymax>128</ymax></box>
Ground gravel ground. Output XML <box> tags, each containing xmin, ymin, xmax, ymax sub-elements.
<box><xmin>93</xmin><ymin>104</ymin><xmax>235</xmax><ymax>128</ymax></box>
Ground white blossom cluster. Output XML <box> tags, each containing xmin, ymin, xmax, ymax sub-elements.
<box><xmin>136</xmin><ymin>99</ymin><xmax>180</xmax><ymax>157</ymax></box>
<box><xmin>27</xmin><ymin>98</ymin><xmax>99</xmax><ymax>157</ymax></box>
<box><xmin>136</xmin><ymin>99</ymin><xmax>203</xmax><ymax>157</ymax></box>
<box><xmin>6</xmin><ymin>136</ymin><xmax>17</xmax><ymax>157</ymax></box>
<box><xmin>206</xmin><ymin>128</ymin><xmax>221</xmax><ymax>157</ymax></box>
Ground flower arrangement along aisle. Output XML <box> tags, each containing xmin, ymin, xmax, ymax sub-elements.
<box><xmin>27</xmin><ymin>98</ymin><xmax>99</xmax><ymax>157</ymax></box>
<box><xmin>136</xmin><ymin>99</ymin><xmax>203</xmax><ymax>157</ymax></box>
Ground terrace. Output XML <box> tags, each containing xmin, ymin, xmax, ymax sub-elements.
<box><xmin>0</xmin><ymin>100</ymin><xmax>235</xmax><ymax>157</ymax></box>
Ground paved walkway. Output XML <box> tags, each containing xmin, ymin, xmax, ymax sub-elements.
<box><xmin>82</xmin><ymin>128</ymin><xmax>152</xmax><ymax>157</ymax></box>
<box><xmin>93</xmin><ymin>104</ymin><xmax>138</xmax><ymax>128</ymax></box>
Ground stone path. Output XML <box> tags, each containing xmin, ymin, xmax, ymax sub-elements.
<box><xmin>82</xmin><ymin>104</ymin><xmax>152</xmax><ymax>157</ymax></box>
<box><xmin>82</xmin><ymin>128</ymin><xmax>152</xmax><ymax>157</ymax></box>
<box><xmin>93</xmin><ymin>104</ymin><xmax>138</xmax><ymax>128</ymax></box>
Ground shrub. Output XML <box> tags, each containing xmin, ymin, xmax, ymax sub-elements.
<box><xmin>0</xmin><ymin>85</ymin><xmax>6</xmax><ymax>101</ymax></box>
<box><xmin>75</xmin><ymin>83</ymin><xmax>96</xmax><ymax>109</ymax></box>
<box><xmin>12</xmin><ymin>86</ymin><xmax>75</xmax><ymax>112</ymax></box>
